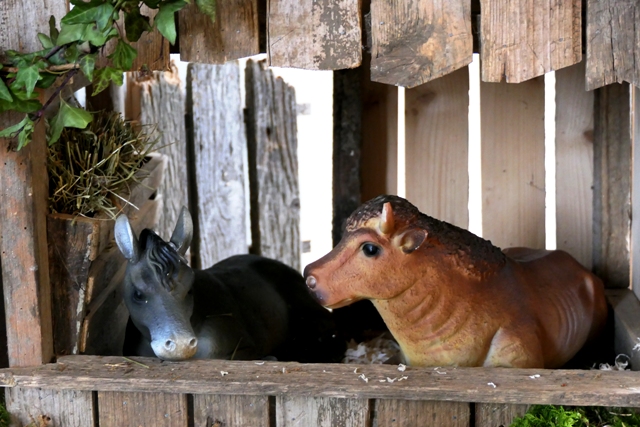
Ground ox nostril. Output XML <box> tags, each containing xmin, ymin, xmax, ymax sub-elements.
<box><xmin>164</xmin><ymin>340</ymin><xmax>175</xmax><ymax>351</ymax></box>
<box><xmin>306</xmin><ymin>275</ymin><xmax>317</xmax><ymax>289</ymax></box>
<box><xmin>189</xmin><ymin>338</ymin><xmax>197</xmax><ymax>348</ymax></box>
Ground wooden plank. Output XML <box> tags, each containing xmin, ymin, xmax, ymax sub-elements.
<box><xmin>405</xmin><ymin>67</ymin><xmax>469</xmax><ymax>229</ymax></box>
<box><xmin>370</xmin><ymin>0</ymin><xmax>471</xmax><ymax>88</ymax></box>
<box><xmin>333</xmin><ymin>68</ymin><xmax>362</xmax><ymax>246</ymax></box>
<box><xmin>98</xmin><ymin>391</ymin><xmax>188</xmax><ymax>427</ymax></box>
<box><xmin>607</xmin><ymin>289</ymin><xmax>640</xmax><ymax>371</ymax></box>
<box><xmin>277</xmin><ymin>396</ymin><xmax>369</xmax><ymax>426</ymax></box>
<box><xmin>481</xmin><ymin>0</ymin><xmax>581</xmax><ymax>83</ymax></box>
<box><xmin>193</xmin><ymin>394</ymin><xmax>270</xmax><ymax>426</ymax></box>
<box><xmin>268</xmin><ymin>0</ymin><xmax>361</xmax><ymax>70</ymax></box>
<box><xmin>475</xmin><ymin>403</ymin><xmax>529</xmax><ymax>427</ymax></box>
<box><xmin>481</xmin><ymin>78</ymin><xmax>545</xmax><ymax>249</ymax></box>
<box><xmin>586</xmin><ymin>0</ymin><xmax>640</xmax><ymax>90</ymax></box>
<box><xmin>6</xmin><ymin>388</ymin><xmax>95</xmax><ymax>427</ymax></box>
<box><xmin>555</xmin><ymin>60</ymin><xmax>594</xmax><ymax>269</ymax></box>
<box><xmin>245</xmin><ymin>59</ymin><xmax>300</xmax><ymax>271</ymax></box>
<box><xmin>632</xmin><ymin>85</ymin><xmax>640</xmax><ymax>300</ymax></box>
<box><xmin>593</xmin><ymin>83</ymin><xmax>632</xmax><ymax>288</ymax></box>
<box><xmin>179</xmin><ymin>0</ymin><xmax>260</xmax><ymax>64</ymax></box>
<box><xmin>130</xmin><ymin>68</ymin><xmax>188</xmax><ymax>242</ymax></box>
<box><xmin>373</xmin><ymin>400</ymin><xmax>470</xmax><ymax>427</ymax></box>
<box><xmin>186</xmin><ymin>62</ymin><xmax>248</xmax><ymax>269</ymax></box>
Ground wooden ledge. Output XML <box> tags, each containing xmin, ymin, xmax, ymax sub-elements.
<box><xmin>0</xmin><ymin>355</ymin><xmax>638</xmax><ymax>407</ymax></box>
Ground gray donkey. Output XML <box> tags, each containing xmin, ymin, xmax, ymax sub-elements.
<box><xmin>115</xmin><ymin>207</ymin><xmax>344</xmax><ymax>362</ymax></box>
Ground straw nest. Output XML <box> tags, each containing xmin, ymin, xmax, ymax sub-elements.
<box><xmin>48</xmin><ymin>110</ymin><xmax>156</xmax><ymax>219</ymax></box>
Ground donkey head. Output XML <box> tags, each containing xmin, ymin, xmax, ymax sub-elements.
<box><xmin>115</xmin><ymin>207</ymin><xmax>198</xmax><ymax>360</ymax></box>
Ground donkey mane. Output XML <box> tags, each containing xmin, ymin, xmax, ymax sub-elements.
<box><xmin>140</xmin><ymin>229</ymin><xmax>183</xmax><ymax>291</ymax></box>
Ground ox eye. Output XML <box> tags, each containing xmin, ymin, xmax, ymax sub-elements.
<box><xmin>133</xmin><ymin>289</ymin><xmax>145</xmax><ymax>302</ymax></box>
<box><xmin>362</xmin><ymin>243</ymin><xmax>380</xmax><ymax>257</ymax></box>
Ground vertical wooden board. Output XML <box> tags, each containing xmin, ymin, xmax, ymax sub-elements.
<box><xmin>187</xmin><ymin>62</ymin><xmax>248</xmax><ymax>269</ymax></box>
<box><xmin>372</xmin><ymin>399</ymin><xmax>470</xmax><ymax>427</ymax></box>
<box><xmin>6</xmin><ymin>388</ymin><xmax>95</xmax><ymax>427</ymax></box>
<box><xmin>179</xmin><ymin>0</ymin><xmax>260</xmax><ymax>64</ymax></box>
<box><xmin>633</xmin><ymin>86</ymin><xmax>640</xmax><ymax>300</ymax></box>
<box><xmin>405</xmin><ymin>67</ymin><xmax>469</xmax><ymax>229</ymax></box>
<box><xmin>481</xmin><ymin>0</ymin><xmax>581</xmax><ymax>83</ymax></box>
<box><xmin>475</xmin><ymin>403</ymin><xmax>529</xmax><ymax>427</ymax></box>
<box><xmin>131</xmin><ymin>68</ymin><xmax>188</xmax><ymax>242</ymax></box>
<box><xmin>0</xmin><ymin>0</ymin><xmax>67</xmax><ymax>56</ymax></box>
<box><xmin>245</xmin><ymin>60</ymin><xmax>301</xmax><ymax>271</ymax></box>
<box><xmin>555</xmin><ymin>60</ymin><xmax>594</xmax><ymax>269</ymax></box>
<box><xmin>586</xmin><ymin>0</ymin><xmax>640</xmax><ymax>90</ymax></box>
<box><xmin>98</xmin><ymin>391</ymin><xmax>188</xmax><ymax>427</ymax></box>
<box><xmin>193</xmin><ymin>394</ymin><xmax>270</xmax><ymax>426</ymax></box>
<box><xmin>481</xmin><ymin>78</ymin><xmax>545</xmax><ymax>249</ymax></box>
<box><xmin>277</xmin><ymin>396</ymin><xmax>369</xmax><ymax>427</ymax></box>
<box><xmin>268</xmin><ymin>0</ymin><xmax>362</xmax><ymax>70</ymax></box>
<box><xmin>593</xmin><ymin>83</ymin><xmax>632</xmax><ymax>288</ymax></box>
<box><xmin>370</xmin><ymin>0</ymin><xmax>472</xmax><ymax>88</ymax></box>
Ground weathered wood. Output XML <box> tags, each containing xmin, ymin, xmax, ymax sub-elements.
<box><xmin>586</xmin><ymin>0</ymin><xmax>640</xmax><ymax>90</ymax></box>
<box><xmin>186</xmin><ymin>62</ymin><xmax>248</xmax><ymax>269</ymax></box>
<box><xmin>179</xmin><ymin>0</ymin><xmax>260</xmax><ymax>64</ymax></box>
<box><xmin>632</xmin><ymin>85</ymin><xmax>640</xmax><ymax>301</ymax></box>
<box><xmin>268</xmin><ymin>0</ymin><xmax>362</xmax><ymax>70</ymax></box>
<box><xmin>129</xmin><ymin>68</ymin><xmax>188</xmax><ymax>242</ymax></box>
<box><xmin>481</xmin><ymin>0</ymin><xmax>581</xmax><ymax>83</ymax></box>
<box><xmin>194</xmin><ymin>394</ymin><xmax>270</xmax><ymax>426</ymax></box>
<box><xmin>245</xmin><ymin>60</ymin><xmax>300</xmax><ymax>271</ymax></box>
<box><xmin>373</xmin><ymin>400</ymin><xmax>470</xmax><ymax>427</ymax></box>
<box><xmin>277</xmin><ymin>396</ymin><xmax>369</xmax><ymax>427</ymax></box>
<box><xmin>475</xmin><ymin>403</ymin><xmax>529</xmax><ymax>427</ymax></box>
<box><xmin>333</xmin><ymin>68</ymin><xmax>362</xmax><ymax>246</ymax></box>
<box><xmin>405</xmin><ymin>67</ymin><xmax>469</xmax><ymax>229</ymax></box>
<box><xmin>6</xmin><ymin>388</ymin><xmax>94</xmax><ymax>427</ymax></box>
<box><xmin>593</xmin><ymin>83</ymin><xmax>632</xmax><ymax>288</ymax></box>
<box><xmin>98</xmin><ymin>391</ymin><xmax>188</xmax><ymax>427</ymax></box>
<box><xmin>370</xmin><ymin>0</ymin><xmax>472</xmax><ymax>88</ymax></box>
<box><xmin>481</xmin><ymin>78</ymin><xmax>545</xmax><ymax>249</ymax></box>
<box><xmin>607</xmin><ymin>289</ymin><xmax>640</xmax><ymax>371</ymax></box>
<box><xmin>555</xmin><ymin>60</ymin><xmax>594</xmax><ymax>269</ymax></box>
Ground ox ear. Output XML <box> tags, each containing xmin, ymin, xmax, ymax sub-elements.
<box><xmin>170</xmin><ymin>206</ymin><xmax>193</xmax><ymax>256</ymax></box>
<box><xmin>379</xmin><ymin>202</ymin><xmax>395</xmax><ymax>235</ymax></box>
<box><xmin>115</xmin><ymin>214</ymin><xmax>140</xmax><ymax>263</ymax></box>
<box><xmin>399</xmin><ymin>228</ymin><xmax>427</xmax><ymax>254</ymax></box>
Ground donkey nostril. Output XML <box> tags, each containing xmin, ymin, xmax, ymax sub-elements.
<box><xmin>306</xmin><ymin>275</ymin><xmax>317</xmax><ymax>289</ymax></box>
<box><xmin>189</xmin><ymin>338</ymin><xmax>197</xmax><ymax>348</ymax></box>
<box><xmin>164</xmin><ymin>340</ymin><xmax>175</xmax><ymax>350</ymax></box>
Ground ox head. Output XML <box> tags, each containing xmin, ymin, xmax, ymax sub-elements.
<box><xmin>304</xmin><ymin>195</ymin><xmax>428</xmax><ymax>308</ymax></box>
<box><xmin>115</xmin><ymin>207</ymin><xmax>198</xmax><ymax>361</ymax></box>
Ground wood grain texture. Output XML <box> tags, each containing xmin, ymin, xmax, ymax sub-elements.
<box><xmin>277</xmin><ymin>396</ymin><xmax>369</xmax><ymax>427</ymax></box>
<box><xmin>633</xmin><ymin>86</ymin><xmax>640</xmax><ymax>300</ymax></box>
<box><xmin>130</xmin><ymin>68</ymin><xmax>188</xmax><ymax>242</ymax></box>
<box><xmin>586</xmin><ymin>0</ymin><xmax>640</xmax><ymax>90</ymax></box>
<box><xmin>405</xmin><ymin>67</ymin><xmax>469</xmax><ymax>229</ymax></box>
<box><xmin>475</xmin><ymin>403</ymin><xmax>529</xmax><ymax>427</ymax></box>
<box><xmin>6</xmin><ymin>388</ymin><xmax>94</xmax><ymax>427</ymax></box>
<box><xmin>593</xmin><ymin>83</ymin><xmax>631</xmax><ymax>288</ymax></box>
<box><xmin>98</xmin><ymin>391</ymin><xmax>188</xmax><ymax>427</ymax></box>
<box><xmin>373</xmin><ymin>400</ymin><xmax>470</xmax><ymax>427</ymax></box>
<box><xmin>480</xmin><ymin>0</ymin><xmax>581</xmax><ymax>83</ymax></box>
<box><xmin>555</xmin><ymin>60</ymin><xmax>594</xmax><ymax>269</ymax></box>
<box><xmin>268</xmin><ymin>0</ymin><xmax>362</xmax><ymax>70</ymax></box>
<box><xmin>481</xmin><ymin>78</ymin><xmax>545</xmax><ymax>249</ymax></box>
<box><xmin>193</xmin><ymin>394</ymin><xmax>270</xmax><ymax>426</ymax></box>
<box><xmin>245</xmin><ymin>60</ymin><xmax>301</xmax><ymax>271</ymax></box>
<box><xmin>370</xmin><ymin>0</ymin><xmax>472</xmax><ymax>88</ymax></box>
<box><xmin>186</xmin><ymin>62</ymin><xmax>248</xmax><ymax>269</ymax></box>
<box><xmin>607</xmin><ymin>289</ymin><xmax>640</xmax><ymax>371</ymax></box>
<box><xmin>179</xmin><ymin>0</ymin><xmax>260</xmax><ymax>64</ymax></box>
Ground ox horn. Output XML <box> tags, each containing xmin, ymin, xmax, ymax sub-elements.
<box><xmin>379</xmin><ymin>202</ymin><xmax>395</xmax><ymax>235</ymax></box>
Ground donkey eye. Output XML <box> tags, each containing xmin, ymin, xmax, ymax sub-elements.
<box><xmin>362</xmin><ymin>243</ymin><xmax>380</xmax><ymax>257</ymax></box>
<box><xmin>133</xmin><ymin>290</ymin><xmax>145</xmax><ymax>302</ymax></box>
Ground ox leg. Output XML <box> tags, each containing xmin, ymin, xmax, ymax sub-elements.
<box><xmin>483</xmin><ymin>328</ymin><xmax>544</xmax><ymax>368</ymax></box>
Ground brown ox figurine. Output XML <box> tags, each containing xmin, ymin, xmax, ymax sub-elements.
<box><xmin>304</xmin><ymin>195</ymin><xmax>608</xmax><ymax>368</ymax></box>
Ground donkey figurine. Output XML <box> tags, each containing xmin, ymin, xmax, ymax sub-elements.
<box><xmin>115</xmin><ymin>207</ymin><xmax>344</xmax><ymax>362</ymax></box>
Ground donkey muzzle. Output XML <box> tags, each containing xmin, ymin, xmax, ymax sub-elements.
<box><xmin>151</xmin><ymin>334</ymin><xmax>198</xmax><ymax>361</ymax></box>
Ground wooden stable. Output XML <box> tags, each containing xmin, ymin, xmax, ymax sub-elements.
<box><xmin>1</xmin><ymin>0</ymin><xmax>640</xmax><ymax>426</ymax></box>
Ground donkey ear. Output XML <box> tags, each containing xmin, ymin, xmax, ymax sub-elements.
<box><xmin>115</xmin><ymin>214</ymin><xmax>140</xmax><ymax>262</ymax></box>
<box><xmin>170</xmin><ymin>206</ymin><xmax>193</xmax><ymax>256</ymax></box>
<box><xmin>379</xmin><ymin>202</ymin><xmax>395</xmax><ymax>235</ymax></box>
<box><xmin>399</xmin><ymin>229</ymin><xmax>427</xmax><ymax>254</ymax></box>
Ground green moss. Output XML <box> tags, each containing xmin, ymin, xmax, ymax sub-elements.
<box><xmin>510</xmin><ymin>405</ymin><xmax>640</xmax><ymax>427</ymax></box>
<box><xmin>0</xmin><ymin>398</ymin><xmax>9</xmax><ymax>427</ymax></box>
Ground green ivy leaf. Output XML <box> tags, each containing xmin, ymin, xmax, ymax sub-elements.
<box><xmin>48</xmin><ymin>98</ymin><xmax>93</xmax><ymax>144</ymax></box>
<box><xmin>83</xmin><ymin>24</ymin><xmax>118</xmax><ymax>47</ymax></box>
<box><xmin>0</xmin><ymin>115</ymin><xmax>30</xmax><ymax>138</ymax></box>
<box><xmin>80</xmin><ymin>54</ymin><xmax>97</xmax><ymax>81</ymax></box>
<box><xmin>108</xmin><ymin>39</ymin><xmax>138</xmax><ymax>70</ymax></box>
<box><xmin>14</xmin><ymin>65</ymin><xmax>43</xmax><ymax>98</ymax></box>
<box><xmin>16</xmin><ymin>119</ymin><xmax>35</xmax><ymax>150</ymax></box>
<box><xmin>92</xmin><ymin>66</ymin><xmax>124</xmax><ymax>96</ymax></box>
<box><xmin>0</xmin><ymin>96</ymin><xmax>41</xmax><ymax>114</ymax></box>
<box><xmin>0</xmin><ymin>79</ymin><xmax>13</xmax><ymax>102</ymax></box>
<box><xmin>124</xmin><ymin>9</ymin><xmax>151</xmax><ymax>42</ymax></box>
<box><xmin>62</xmin><ymin>0</ymin><xmax>115</xmax><ymax>32</ymax></box>
<box><xmin>195</xmin><ymin>0</ymin><xmax>216</xmax><ymax>24</ymax></box>
<box><xmin>65</xmin><ymin>43</ymin><xmax>80</xmax><ymax>63</ymax></box>
<box><xmin>38</xmin><ymin>33</ymin><xmax>54</xmax><ymax>49</ymax></box>
<box><xmin>35</xmin><ymin>73</ymin><xmax>58</xmax><ymax>90</ymax></box>
<box><xmin>49</xmin><ymin>15</ymin><xmax>59</xmax><ymax>45</ymax></box>
<box><xmin>155</xmin><ymin>0</ymin><xmax>187</xmax><ymax>45</ymax></box>
<box><xmin>143</xmin><ymin>0</ymin><xmax>162</xmax><ymax>8</ymax></box>
<box><xmin>57</xmin><ymin>23</ymin><xmax>88</xmax><ymax>45</ymax></box>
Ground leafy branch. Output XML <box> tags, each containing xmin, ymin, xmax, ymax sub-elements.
<box><xmin>0</xmin><ymin>0</ymin><xmax>216</xmax><ymax>150</ymax></box>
